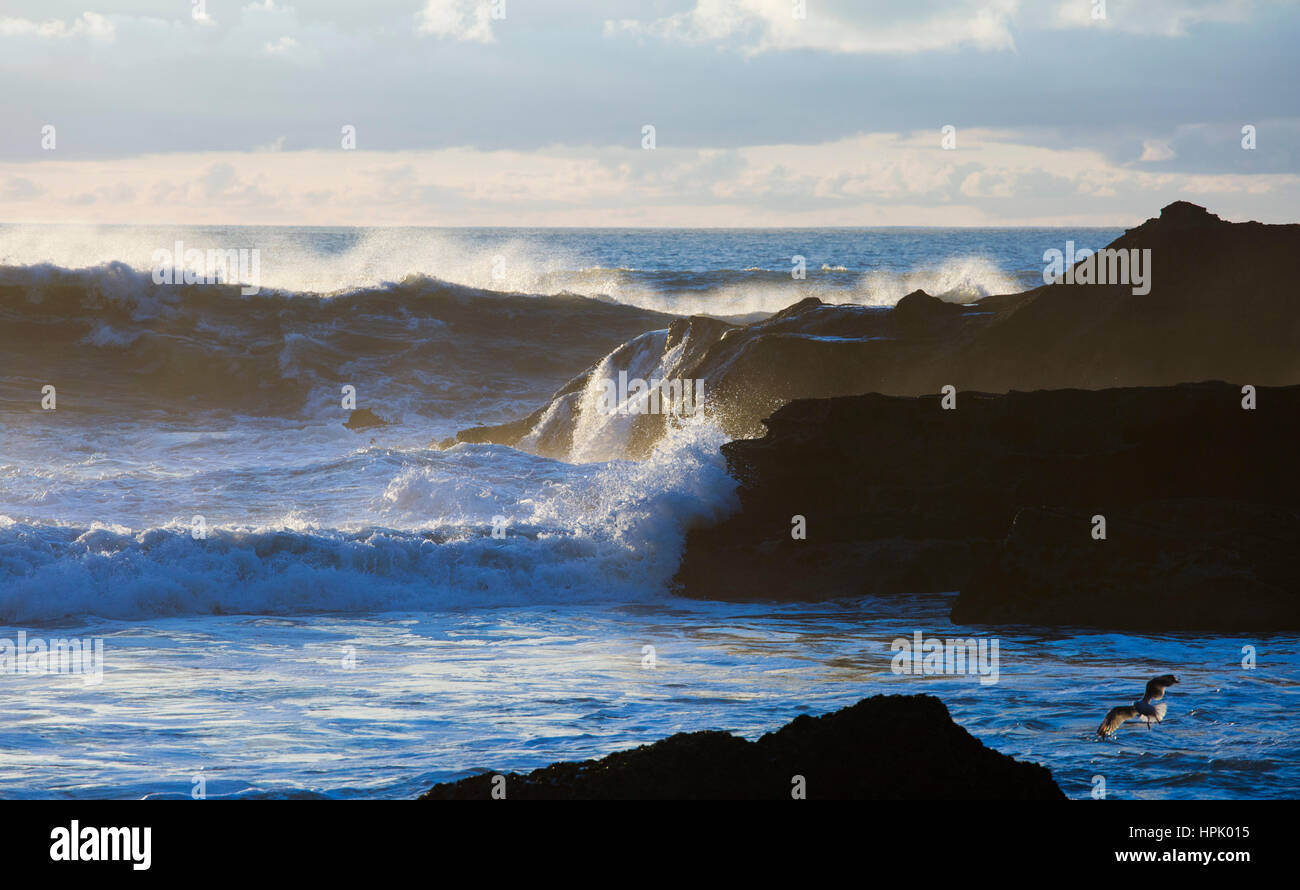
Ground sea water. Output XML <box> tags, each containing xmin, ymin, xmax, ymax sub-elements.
<box><xmin>2</xmin><ymin>224</ymin><xmax>1295</xmax><ymax>799</ymax></box>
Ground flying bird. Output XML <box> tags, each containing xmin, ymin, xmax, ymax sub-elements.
<box><xmin>1096</xmin><ymin>674</ymin><xmax>1179</xmax><ymax>738</ymax></box>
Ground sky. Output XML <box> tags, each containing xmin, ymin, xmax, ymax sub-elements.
<box><xmin>0</xmin><ymin>0</ymin><xmax>1297</xmax><ymax>226</ymax></box>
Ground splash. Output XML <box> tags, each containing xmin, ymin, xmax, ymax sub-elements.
<box><xmin>0</xmin><ymin>224</ymin><xmax>1022</xmax><ymax>315</ymax></box>
<box><xmin>0</xmin><ymin>413</ymin><xmax>738</xmax><ymax>622</ymax></box>
<box><xmin>858</xmin><ymin>256</ymin><xmax>1019</xmax><ymax>305</ymax></box>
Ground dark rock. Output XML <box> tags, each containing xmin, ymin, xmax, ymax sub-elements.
<box><xmin>955</xmin><ymin>501</ymin><xmax>1300</xmax><ymax>631</ymax></box>
<box><xmin>419</xmin><ymin>694</ymin><xmax>1065</xmax><ymax>800</ymax></box>
<box><xmin>343</xmin><ymin>408</ymin><xmax>387</xmax><ymax>430</ymax></box>
<box><xmin>892</xmin><ymin>288</ymin><xmax>966</xmax><ymax>330</ymax></box>
<box><xmin>672</xmin><ymin>382</ymin><xmax>1300</xmax><ymax>631</ymax></box>
<box><xmin>1145</xmin><ymin>199</ymin><xmax>1221</xmax><ymax>228</ymax></box>
<box><xmin>450</xmin><ymin>203</ymin><xmax>1300</xmax><ymax>459</ymax></box>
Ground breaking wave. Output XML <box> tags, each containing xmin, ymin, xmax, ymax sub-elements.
<box><xmin>0</xmin><ymin>419</ymin><xmax>737</xmax><ymax>623</ymax></box>
<box><xmin>0</xmin><ymin>261</ymin><xmax>668</xmax><ymax>419</ymax></box>
<box><xmin>0</xmin><ymin>250</ymin><xmax>1020</xmax><ymax>420</ymax></box>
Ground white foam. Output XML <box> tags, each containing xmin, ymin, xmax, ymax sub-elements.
<box><xmin>0</xmin><ymin>417</ymin><xmax>738</xmax><ymax>623</ymax></box>
<box><xmin>0</xmin><ymin>225</ymin><xmax>1019</xmax><ymax>315</ymax></box>
<box><xmin>859</xmin><ymin>256</ymin><xmax>1019</xmax><ymax>305</ymax></box>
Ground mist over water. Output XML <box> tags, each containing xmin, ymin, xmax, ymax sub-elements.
<box><xmin>5</xmin><ymin>224</ymin><xmax>1293</xmax><ymax>801</ymax></box>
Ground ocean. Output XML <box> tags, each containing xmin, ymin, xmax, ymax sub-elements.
<box><xmin>1</xmin><ymin>224</ymin><xmax>1296</xmax><ymax>799</ymax></box>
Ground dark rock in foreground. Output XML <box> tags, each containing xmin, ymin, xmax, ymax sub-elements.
<box><xmin>419</xmin><ymin>694</ymin><xmax>1065</xmax><ymax>800</ymax></box>
<box><xmin>673</xmin><ymin>382</ymin><xmax>1300</xmax><ymax>631</ymax></box>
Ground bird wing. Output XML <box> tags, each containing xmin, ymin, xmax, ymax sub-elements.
<box><xmin>1144</xmin><ymin>674</ymin><xmax>1178</xmax><ymax>701</ymax></box>
<box><xmin>1098</xmin><ymin>706</ymin><xmax>1139</xmax><ymax>737</ymax></box>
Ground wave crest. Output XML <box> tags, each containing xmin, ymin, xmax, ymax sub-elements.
<box><xmin>0</xmin><ymin>417</ymin><xmax>737</xmax><ymax>622</ymax></box>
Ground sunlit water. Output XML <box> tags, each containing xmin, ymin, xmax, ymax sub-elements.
<box><xmin>2</xmin><ymin>598</ymin><xmax>1295</xmax><ymax>799</ymax></box>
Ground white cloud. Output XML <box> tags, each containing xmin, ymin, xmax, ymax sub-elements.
<box><xmin>0</xmin><ymin>11</ymin><xmax>116</xmax><ymax>42</ymax></box>
<box><xmin>1139</xmin><ymin>139</ymin><xmax>1176</xmax><ymax>161</ymax></box>
<box><xmin>607</xmin><ymin>0</ymin><xmax>1019</xmax><ymax>55</ymax></box>
<box><xmin>418</xmin><ymin>0</ymin><xmax>497</xmax><ymax>43</ymax></box>
<box><xmin>263</xmin><ymin>35</ymin><xmax>299</xmax><ymax>55</ymax></box>
<box><xmin>1047</xmin><ymin>0</ymin><xmax>1256</xmax><ymax>36</ymax></box>
<box><xmin>2</xmin><ymin>129</ymin><xmax>1296</xmax><ymax>226</ymax></box>
<box><xmin>606</xmin><ymin>0</ymin><xmax>1272</xmax><ymax>55</ymax></box>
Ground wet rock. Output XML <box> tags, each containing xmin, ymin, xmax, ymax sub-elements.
<box><xmin>955</xmin><ymin>501</ymin><xmax>1300</xmax><ymax>631</ymax></box>
<box><xmin>450</xmin><ymin>203</ymin><xmax>1300</xmax><ymax>459</ymax></box>
<box><xmin>673</xmin><ymin>382</ymin><xmax>1300</xmax><ymax>631</ymax></box>
<box><xmin>343</xmin><ymin>408</ymin><xmax>388</xmax><ymax>430</ymax></box>
<box><xmin>419</xmin><ymin>694</ymin><xmax>1065</xmax><ymax>800</ymax></box>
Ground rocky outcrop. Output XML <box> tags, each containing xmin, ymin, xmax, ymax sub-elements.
<box><xmin>446</xmin><ymin>203</ymin><xmax>1300</xmax><ymax>460</ymax></box>
<box><xmin>447</xmin><ymin>314</ymin><xmax>734</xmax><ymax>460</ymax></box>
<box><xmin>419</xmin><ymin>694</ymin><xmax>1065</xmax><ymax>800</ymax></box>
<box><xmin>672</xmin><ymin>382</ymin><xmax>1300</xmax><ymax>631</ymax></box>
<box><xmin>443</xmin><ymin>292</ymin><xmax>998</xmax><ymax>459</ymax></box>
<box><xmin>954</xmin><ymin>500</ymin><xmax>1300</xmax><ymax>631</ymax></box>
<box><xmin>343</xmin><ymin>408</ymin><xmax>388</xmax><ymax>430</ymax></box>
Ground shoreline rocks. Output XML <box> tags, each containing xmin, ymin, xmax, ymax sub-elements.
<box><xmin>955</xmin><ymin>500</ymin><xmax>1300</xmax><ymax>631</ymax></box>
<box><xmin>419</xmin><ymin>694</ymin><xmax>1066</xmax><ymax>800</ymax></box>
<box><xmin>448</xmin><ymin>202</ymin><xmax>1300</xmax><ymax>462</ymax></box>
<box><xmin>672</xmin><ymin>382</ymin><xmax>1300</xmax><ymax>632</ymax></box>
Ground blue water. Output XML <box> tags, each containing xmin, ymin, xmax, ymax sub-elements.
<box><xmin>3</xmin><ymin>224</ymin><xmax>1296</xmax><ymax>800</ymax></box>
<box><xmin>2</xmin><ymin>599</ymin><xmax>1294</xmax><ymax>800</ymax></box>
<box><xmin>0</xmin><ymin>223</ymin><xmax>1122</xmax><ymax>314</ymax></box>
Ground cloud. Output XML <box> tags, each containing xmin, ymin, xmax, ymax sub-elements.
<box><xmin>606</xmin><ymin>0</ymin><xmax>1019</xmax><ymax>55</ymax></box>
<box><xmin>1046</xmin><ymin>0</ymin><xmax>1257</xmax><ymax>36</ymax></box>
<box><xmin>263</xmin><ymin>35</ymin><xmax>299</xmax><ymax>55</ymax></box>
<box><xmin>1140</xmin><ymin>139</ymin><xmax>1177</xmax><ymax>161</ymax></box>
<box><xmin>2</xmin><ymin>130</ymin><xmax>1296</xmax><ymax>226</ymax></box>
<box><xmin>0</xmin><ymin>176</ymin><xmax>44</xmax><ymax>200</ymax></box>
<box><xmin>0</xmin><ymin>11</ymin><xmax>115</xmax><ymax>41</ymax></box>
<box><xmin>0</xmin><ymin>0</ymin><xmax>1291</xmax><ymax>228</ymax></box>
<box><xmin>0</xmin><ymin>0</ymin><xmax>1293</xmax><ymax>162</ymax></box>
<box><xmin>417</xmin><ymin>0</ymin><xmax>497</xmax><ymax>43</ymax></box>
<box><xmin>605</xmin><ymin>0</ymin><xmax>1275</xmax><ymax>55</ymax></box>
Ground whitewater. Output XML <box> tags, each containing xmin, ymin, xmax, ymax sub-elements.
<box><xmin>1</xmin><ymin>224</ymin><xmax>1296</xmax><ymax>799</ymax></box>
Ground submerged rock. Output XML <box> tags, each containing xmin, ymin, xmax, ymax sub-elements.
<box><xmin>419</xmin><ymin>694</ymin><xmax>1065</xmax><ymax>800</ymax></box>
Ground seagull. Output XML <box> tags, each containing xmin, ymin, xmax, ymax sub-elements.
<box><xmin>1096</xmin><ymin>674</ymin><xmax>1179</xmax><ymax>738</ymax></box>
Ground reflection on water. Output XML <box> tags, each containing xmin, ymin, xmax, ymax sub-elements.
<box><xmin>1</xmin><ymin>595</ymin><xmax>1294</xmax><ymax>800</ymax></box>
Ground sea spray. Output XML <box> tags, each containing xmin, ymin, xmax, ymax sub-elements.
<box><xmin>0</xmin><ymin>415</ymin><xmax>738</xmax><ymax>623</ymax></box>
